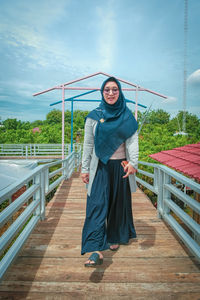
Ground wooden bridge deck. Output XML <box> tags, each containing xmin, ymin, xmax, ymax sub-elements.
<box><xmin>0</xmin><ymin>171</ymin><xmax>200</xmax><ymax>299</ymax></box>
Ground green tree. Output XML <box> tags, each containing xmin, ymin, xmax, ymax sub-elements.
<box><xmin>19</xmin><ymin>121</ymin><xmax>31</xmax><ymax>130</ymax></box>
<box><xmin>46</xmin><ymin>109</ymin><xmax>62</xmax><ymax>124</ymax></box>
<box><xmin>74</xmin><ymin>110</ymin><xmax>85</xmax><ymax>129</ymax></box>
<box><xmin>3</xmin><ymin>118</ymin><xmax>19</xmax><ymax>130</ymax></box>
<box><xmin>147</xmin><ymin>109</ymin><xmax>170</xmax><ymax>124</ymax></box>
<box><xmin>31</xmin><ymin>120</ymin><xmax>44</xmax><ymax>128</ymax></box>
<box><xmin>65</xmin><ymin>111</ymin><xmax>71</xmax><ymax>123</ymax></box>
<box><xmin>1</xmin><ymin>110</ymin><xmax>199</xmax><ymax>152</ymax></box>
<box><xmin>170</xmin><ymin>111</ymin><xmax>200</xmax><ymax>138</ymax></box>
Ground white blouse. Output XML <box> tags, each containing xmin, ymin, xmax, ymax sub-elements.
<box><xmin>110</xmin><ymin>143</ymin><xmax>126</xmax><ymax>159</ymax></box>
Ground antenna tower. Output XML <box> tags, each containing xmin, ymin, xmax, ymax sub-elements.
<box><xmin>183</xmin><ymin>0</ymin><xmax>188</xmax><ymax>133</ymax></box>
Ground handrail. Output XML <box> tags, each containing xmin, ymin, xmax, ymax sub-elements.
<box><xmin>136</xmin><ymin>161</ymin><xmax>200</xmax><ymax>262</ymax></box>
<box><xmin>0</xmin><ymin>143</ymin><xmax>81</xmax><ymax>158</ymax></box>
<box><xmin>0</xmin><ymin>147</ymin><xmax>199</xmax><ymax>281</ymax></box>
<box><xmin>0</xmin><ymin>148</ymin><xmax>81</xmax><ymax>281</ymax></box>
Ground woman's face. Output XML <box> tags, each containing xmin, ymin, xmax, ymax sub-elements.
<box><xmin>103</xmin><ymin>81</ymin><xmax>119</xmax><ymax>105</ymax></box>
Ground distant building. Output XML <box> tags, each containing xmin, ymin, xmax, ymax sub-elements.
<box><xmin>32</xmin><ymin>127</ymin><xmax>41</xmax><ymax>133</ymax></box>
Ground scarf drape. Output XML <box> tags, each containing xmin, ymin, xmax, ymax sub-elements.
<box><xmin>86</xmin><ymin>77</ymin><xmax>138</xmax><ymax>164</ymax></box>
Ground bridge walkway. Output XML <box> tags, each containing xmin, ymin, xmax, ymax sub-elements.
<box><xmin>0</xmin><ymin>171</ymin><xmax>200</xmax><ymax>299</ymax></box>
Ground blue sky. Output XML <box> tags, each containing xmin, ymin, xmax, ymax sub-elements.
<box><xmin>0</xmin><ymin>0</ymin><xmax>199</xmax><ymax>123</ymax></box>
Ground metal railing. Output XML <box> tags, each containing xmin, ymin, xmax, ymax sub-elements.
<box><xmin>0</xmin><ymin>148</ymin><xmax>81</xmax><ymax>281</ymax></box>
<box><xmin>136</xmin><ymin>161</ymin><xmax>200</xmax><ymax>262</ymax></box>
<box><xmin>0</xmin><ymin>143</ymin><xmax>81</xmax><ymax>158</ymax></box>
<box><xmin>0</xmin><ymin>150</ymin><xmax>200</xmax><ymax>281</ymax></box>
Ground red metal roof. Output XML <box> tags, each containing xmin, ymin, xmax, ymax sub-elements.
<box><xmin>149</xmin><ymin>142</ymin><xmax>200</xmax><ymax>182</ymax></box>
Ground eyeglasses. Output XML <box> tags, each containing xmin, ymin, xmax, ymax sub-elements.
<box><xmin>103</xmin><ymin>88</ymin><xmax>119</xmax><ymax>95</ymax></box>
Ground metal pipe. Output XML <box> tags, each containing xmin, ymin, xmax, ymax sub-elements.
<box><xmin>135</xmin><ymin>85</ymin><xmax>138</xmax><ymax>120</ymax></box>
<box><xmin>50</xmin><ymin>98</ymin><xmax>147</xmax><ymax>108</ymax></box>
<box><xmin>33</xmin><ymin>71</ymin><xmax>104</xmax><ymax>96</ymax></box>
<box><xmin>71</xmin><ymin>99</ymin><xmax>74</xmax><ymax>153</ymax></box>
<box><xmin>54</xmin><ymin>87</ymin><xmax>145</xmax><ymax>91</ymax></box>
<box><xmin>50</xmin><ymin>89</ymin><xmax>97</xmax><ymax>106</ymax></box>
<box><xmin>33</xmin><ymin>71</ymin><xmax>167</xmax><ymax>99</ymax></box>
<box><xmin>142</xmin><ymin>88</ymin><xmax>167</xmax><ymax>99</ymax></box>
<box><xmin>62</xmin><ymin>86</ymin><xmax>65</xmax><ymax>160</ymax></box>
<box><xmin>100</xmin><ymin>71</ymin><xmax>167</xmax><ymax>99</ymax></box>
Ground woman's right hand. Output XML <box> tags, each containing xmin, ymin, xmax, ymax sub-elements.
<box><xmin>81</xmin><ymin>173</ymin><xmax>89</xmax><ymax>184</ymax></box>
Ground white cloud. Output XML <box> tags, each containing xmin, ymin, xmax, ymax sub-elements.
<box><xmin>0</xmin><ymin>0</ymin><xmax>70</xmax><ymax>33</ymax></box>
<box><xmin>0</xmin><ymin>0</ymin><xmax>116</xmax><ymax>81</ymax></box>
<box><xmin>0</xmin><ymin>79</ymin><xmax>47</xmax><ymax>106</ymax></box>
<box><xmin>0</xmin><ymin>106</ymin><xmax>47</xmax><ymax>122</ymax></box>
<box><xmin>0</xmin><ymin>79</ymin><xmax>43</xmax><ymax>93</ymax></box>
<box><xmin>96</xmin><ymin>1</ymin><xmax>117</xmax><ymax>70</ymax></box>
<box><xmin>188</xmin><ymin>69</ymin><xmax>200</xmax><ymax>85</ymax></box>
<box><xmin>162</xmin><ymin>96</ymin><xmax>177</xmax><ymax>103</ymax></box>
<box><xmin>0</xmin><ymin>0</ymin><xmax>72</xmax><ymax>69</ymax></box>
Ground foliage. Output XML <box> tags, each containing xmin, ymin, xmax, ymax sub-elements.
<box><xmin>0</xmin><ymin>109</ymin><xmax>199</xmax><ymax>214</ymax></box>
<box><xmin>138</xmin><ymin>123</ymin><xmax>195</xmax><ymax>162</ymax></box>
<box><xmin>46</xmin><ymin>109</ymin><xmax>62</xmax><ymax>125</ymax></box>
<box><xmin>169</xmin><ymin>111</ymin><xmax>200</xmax><ymax>137</ymax></box>
<box><xmin>0</xmin><ymin>109</ymin><xmax>199</xmax><ymax>150</ymax></box>
<box><xmin>3</xmin><ymin>118</ymin><xmax>19</xmax><ymax>130</ymax></box>
<box><xmin>147</xmin><ymin>109</ymin><xmax>170</xmax><ymax>124</ymax></box>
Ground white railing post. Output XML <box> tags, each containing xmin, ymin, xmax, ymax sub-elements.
<box><xmin>78</xmin><ymin>148</ymin><xmax>82</xmax><ymax>171</ymax></box>
<box><xmin>33</xmin><ymin>173</ymin><xmax>41</xmax><ymax>217</ymax></box>
<box><xmin>67</xmin><ymin>157</ymin><xmax>70</xmax><ymax>177</ymax></box>
<box><xmin>157</xmin><ymin>168</ymin><xmax>164</xmax><ymax>218</ymax></box>
<box><xmin>72</xmin><ymin>152</ymin><xmax>75</xmax><ymax>174</ymax></box>
<box><xmin>63</xmin><ymin>160</ymin><xmax>67</xmax><ymax>179</ymax></box>
<box><xmin>44</xmin><ymin>168</ymin><xmax>49</xmax><ymax>195</ymax></box>
<box><xmin>25</xmin><ymin>146</ymin><xmax>28</xmax><ymax>159</ymax></box>
<box><xmin>163</xmin><ymin>172</ymin><xmax>171</xmax><ymax>216</ymax></box>
<box><xmin>40</xmin><ymin>169</ymin><xmax>46</xmax><ymax>220</ymax></box>
<box><xmin>76</xmin><ymin>152</ymin><xmax>79</xmax><ymax>171</ymax></box>
<box><xmin>154</xmin><ymin>167</ymin><xmax>159</xmax><ymax>194</ymax></box>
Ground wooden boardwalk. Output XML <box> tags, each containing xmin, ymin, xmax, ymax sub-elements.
<box><xmin>0</xmin><ymin>171</ymin><xmax>200</xmax><ymax>299</ymax></box>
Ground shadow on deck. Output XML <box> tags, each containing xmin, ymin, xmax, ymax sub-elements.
<box><xmin>0</xmin><ymin>171</ymin><xmax>200</xmax><ymax>299</ymax></box>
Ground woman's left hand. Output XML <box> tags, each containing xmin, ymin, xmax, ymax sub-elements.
<box><xmin>123</xmin><ymin>163</ymin><xmax>137</xmax><ymax>178</ymax></box>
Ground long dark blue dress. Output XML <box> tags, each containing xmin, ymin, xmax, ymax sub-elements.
<box><xmin>81</xmin><ymin>159</ymin><xmax>136</xmax><ymax>255</ymax></box>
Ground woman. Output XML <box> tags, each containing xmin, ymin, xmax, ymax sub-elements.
<box><xmin>81</xmin><ymin>76</ymin><xmax>139</xmax><ymax>267</ymax></box>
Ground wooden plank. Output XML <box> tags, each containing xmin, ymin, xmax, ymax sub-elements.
<box><xmin>1</xmin><ymin>281</ymin><xmax>200</xmax><ymax>294</ymax></box>
<box><xmin>5</xmin><ymin>257</ymin><xmax>200</xmax><ymax>279</ymax></box>
<box><xmin>0</xmin><ymin>291</ymin><xmax>200</xmax><ymax>300</ymax></box>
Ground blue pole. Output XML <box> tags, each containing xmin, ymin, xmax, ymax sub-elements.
<box><xmin>60</xmin><ymin>98</ymin><xmax>147</xmax><ymax>108</ymax></box>
<box><xmin>50</xmin><ymin>89</ymin><xmax>97</xmax><ymax>106</ymax></box>
<box><xmin>71</xmin><ymin>99</ymin><xmax>74</xmax><ymax>152</ymax></box>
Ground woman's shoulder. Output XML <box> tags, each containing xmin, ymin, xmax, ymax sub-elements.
<box><xmin>86</xmin><ymin>117</ymin><xmax>97</xmax><ymax>124</ymax></box>
<box><xmin>86</xmin><ymin>107</ymin><xmax>102</xmax><ymax>121</ymax></box>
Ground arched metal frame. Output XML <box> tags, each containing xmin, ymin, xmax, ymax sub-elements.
<box><xmin>33</xmin><ymin>71</ymin><xmax>167</xmax><ymax>159</ymax></box>
<box><xmin>50</xmin><ymin>90</ymin><xmax>147</xmax><ymax>152</ymax></box>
